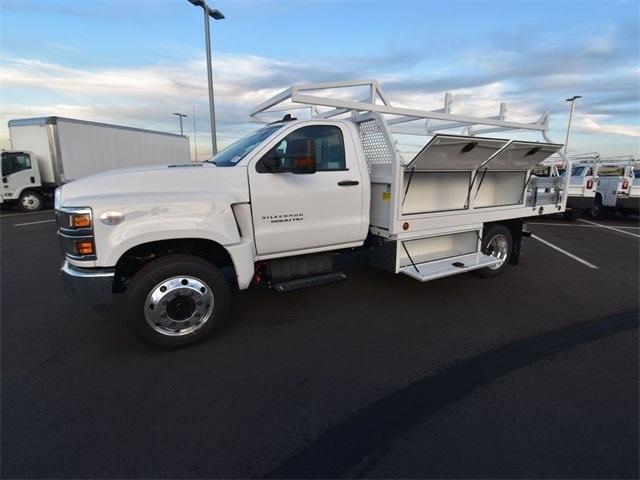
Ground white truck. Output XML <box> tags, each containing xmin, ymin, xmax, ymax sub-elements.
<box><xmin>2</xmin><ymin>117</ymin><xmax>190</xmax><ymax>212</ymax></box>
<box><xmin>56</xmin><ymin>80</ymin><xmax>570</xmax><ymax>346</ymax></box>
<box><xmin>536</xmin><ymin>153</ymin><xmax>599</xmax><ymax>221</ymax></box>
<box><xmin>590</xmin><ymin>157</ymin><xmax>639</xmax><ymax>218</ymax></box>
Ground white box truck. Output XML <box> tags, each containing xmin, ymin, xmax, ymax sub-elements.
<box><xmin>2</xmin><ymin>117</ymin><xmax>190</xmax><ymax>212</ymax></box>
<box><xmin>55</xmin><ymin>80</ymin><xmax>571</xmax><ymax>347</ymax></box>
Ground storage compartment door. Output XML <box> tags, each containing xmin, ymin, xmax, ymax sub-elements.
<box><xmin>406</xmin><ymin>134</ymin><xmax>509</xmax><ymax>171</ymax></box>
<box><xmin>483</xmin><ymin>141</ymin><xmax>563</xmax><ymax>171</ymax></box>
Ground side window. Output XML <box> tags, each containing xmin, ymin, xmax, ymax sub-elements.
<box><xmin>15</xmin><ymin>154</ymin><xmax>31</xmax><ymax>172</ymax></box>
<box><xmin>258</xmin><ymin>125</ymin><xmax>346</xmax><ymax>173</ymax></box>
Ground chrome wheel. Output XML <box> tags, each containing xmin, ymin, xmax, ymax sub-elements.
<box><xmin>486</xmin><ymin>233</ymin><xmax>509</xmax><ymax>270</ymax></box>
<box><xmin>145</xmin><ymin>276</ymin><xmax>214</xmax><ymax>337</ymax></box>
<box><xmin>20</xmin><ymin>193</ymin><xmax>41</xmax><ymax>211</ymax></box>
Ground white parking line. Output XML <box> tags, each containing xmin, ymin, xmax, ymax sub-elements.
<box><xmin>13</xmin><ymin>219</ymin><xmax>56</xmax><ymax>227</ymax></box>
<box><xmin>528</xmin><ymin>222</ymin><xmax>640</xmax><ymax>229</ymax></box>
<box><xmin>531</xmin><ymin>234</ymin><xmax>599</xmax><ymax>269</ymax></box>
<box><xmin>1</xmin><ymin>210</ymin><xmax>54</xmax><ymax>219</ymax></box>
<box><xmin>578</xmin><ymin>218</ymin><xmax>640</xmax><ymax>239</ymax></box>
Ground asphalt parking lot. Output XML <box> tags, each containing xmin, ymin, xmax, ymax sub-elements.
<box><xmin>1</xmin><ymin>209</ymin><xmax>638</xmax><ymax>478</ymax></box>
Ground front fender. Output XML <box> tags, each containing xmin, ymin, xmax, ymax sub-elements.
<box><xmin>89</xmin><ymin>192</ymin><xmax>243</xmax><ymax>267</ymax></box>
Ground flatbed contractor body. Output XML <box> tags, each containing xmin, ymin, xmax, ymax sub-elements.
<box><xmin>57</xmin><ymin>80</ymin><xmax>570</xmax><ymax>346</ymax></box>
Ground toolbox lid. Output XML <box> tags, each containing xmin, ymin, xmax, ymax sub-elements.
<box><xmin>482</xmin><ymin>141</ymin><xmax>563</xmax><ymax>171</ymax></box>
<box><xmin>406</xmin><ymin>134</ymin><xmax>509</xmax><ymax>171</ymax></box>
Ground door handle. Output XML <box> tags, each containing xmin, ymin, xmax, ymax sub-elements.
<box><xmin>338</xmin><ymin>180</ymin><xmax>359</xmax><ymax>186</ymax></box>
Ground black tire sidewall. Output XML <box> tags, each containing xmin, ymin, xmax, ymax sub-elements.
<box><xmin>125</xmin><ymin>255</ymin><xmax>231</xmax><ymax>347</ymax></box>
<box><xmin>563</xmin><ymin>209</ymin><xmax>580</xmax><ymax>221</ymax></box>
<box><xmin>590</xmin><ymin>196</ymin><xmax>604</xmax><ymax>219</ymax></box>
<box><xmin>477</xmin><ymin>224</ymin><xmax>513</xmax><ymax>278</ymax></box>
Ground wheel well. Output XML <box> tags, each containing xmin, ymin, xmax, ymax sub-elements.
<box><xmin>113</xmin><ymin>238</ymin><xmax>235</xmax><ymax>293</ymax></box>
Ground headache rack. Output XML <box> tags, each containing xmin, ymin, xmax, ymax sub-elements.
<box><xmin>251</xmin><ymin>80</ymin><xmax>570</xmax><ymax>281</ymax></box>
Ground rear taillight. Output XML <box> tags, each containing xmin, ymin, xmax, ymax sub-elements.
<box><xmin>586</xmin><ymin>179</ymin><xmax>594</xmax><ymax>189</ymax></box>
<box><xmin>622</xmin><ymin>179</ymin><xmax>629</xmax><ymax>189</ymax></box>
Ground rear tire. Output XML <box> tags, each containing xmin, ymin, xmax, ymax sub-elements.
<box><xmin>475</xmin><ymin>224</ymin><xmax>513</xmax><ymax>278</ymax></box>
<box><xmin>590</xmin><ymin>195</ymin><xmax>605</xmax><ymax>219</ymax></box>
<box><xmin>563</xmin><ymin>208</ymin><xmax>580</xmax><ymax>221</ymax></box>
<box><xmin>18</xmin><ymin>190</ymin><xmax>43</xmax><ymax>212</ymax></box>
<box><xmin>125</xmin><ymin>254</ymin><xmax>231</xmax><ymax>347</ymax></box>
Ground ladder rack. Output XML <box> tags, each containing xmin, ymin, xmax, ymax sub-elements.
<box><xmin>250</xmin><ymin>79</ymin><xmax>556</xmax><ymax>141</ymax></box>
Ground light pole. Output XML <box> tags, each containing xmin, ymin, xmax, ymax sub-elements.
<box><xmin>173</xmin><ymin>112</ymin><xmax>188</xmax><ymax>136</ymax></box>
<box><xmin>193</xmin><ymin>105</ymin><xmax>198</xmax><ymax>161</ymax></box>
<box><xmin>564</xmin><ymin>95</ymin><xmax>582</xmax><ymax>154</ymax></box>
<box><xmin>187</xmin><ymin>0</ymin><xmax>224</xmax><ymax>156</ymax></box>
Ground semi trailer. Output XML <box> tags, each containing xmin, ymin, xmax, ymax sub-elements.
<box><xmin>2</xmin><ymin>117</ymin><xmax>190</xmax><ymax>212</ymax></box>
<box><xmin>56</xmin><ymin>80</ymin><xmax>570</xmax><ymax>346</ymax></box>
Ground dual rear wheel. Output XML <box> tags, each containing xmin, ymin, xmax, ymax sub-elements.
<box><xmin>476</xmin><ymin>224</ymin><xmax>513</xmax><ymax>278</ymax></box>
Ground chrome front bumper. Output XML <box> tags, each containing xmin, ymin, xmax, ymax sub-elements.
<box><xmin>60</xmin><ymin>260</ymin><xmax>115</xmax><ymax>309</ymax></box>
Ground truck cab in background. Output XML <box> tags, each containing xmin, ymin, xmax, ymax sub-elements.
<box><xmin>1</xmin><ymin>150</ymin><xmax>45</xmax><ymax>211</ymax></box>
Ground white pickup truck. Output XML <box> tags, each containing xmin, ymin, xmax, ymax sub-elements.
<box><xmin>590</xmin><ymin>158</ymin><xmax>639</xmax><ymax>218</ymax></box>
<box><xmin>57</xmin><ymin>80</ymin><xmax>569</xmax><ymax>346</ymax></box>
<box><xmin>537</xmin><ymin>153</ymin><xmax>599</xmax><ymax>221</ymax></box>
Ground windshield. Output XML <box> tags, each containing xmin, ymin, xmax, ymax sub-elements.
<box><xmin>207</xmin><ymin>125</ymin><xmax>282</xmax><ymax>167</ymax></box>
<box><xmin>1</xmin><ymin>152</ymin><xmax>32</xmax><ymax>176</ymax></box>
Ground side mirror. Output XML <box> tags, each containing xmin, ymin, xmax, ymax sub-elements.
<box><xmin>2</xmin><ymin>177</ymin><xmax>6</xmax><ymax>184</ymax></box>
<box><xmin>261</xmin><ymin>154</ymin><xmax>280</xmax><ymax>173</ymax></box>
<box><xmin>259</xmin><ymin>153</ymin><xmax>316</xmax><ymax>174</ymax></box>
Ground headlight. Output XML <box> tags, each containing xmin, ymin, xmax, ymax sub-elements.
<box><xmin>70</xmin><ymin>212</ymin><xmax>92</xmax><ymax>228</ymax></box>
<box><xmin>56</xmin><ymin>207</ymin><xmax>96</xmax><ymax>260</ymax></box>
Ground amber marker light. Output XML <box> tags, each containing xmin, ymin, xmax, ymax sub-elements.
<box><xmin>74</xmin><ymin>241</ymin><xmax>95</xmax><ymax>256</ymax></box>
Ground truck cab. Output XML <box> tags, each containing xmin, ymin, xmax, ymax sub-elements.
<box><xmin>1</xmin><ymin>150</ymin><xmax>44</xmax><ymax>211</ymax></box>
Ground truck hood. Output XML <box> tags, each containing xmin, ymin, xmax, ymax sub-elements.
<box><xmin>59</xmin><ymin>162</ymin><xmax>249</xmax><ymax>207</ymax></box>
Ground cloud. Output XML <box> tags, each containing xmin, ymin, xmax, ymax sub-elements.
<box><xmin>1</xmin><ymin>21</ymin><xmax>638</xmax><ymax>160</ymax></box>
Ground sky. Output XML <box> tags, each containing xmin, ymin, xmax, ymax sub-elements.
<box><xmin>1</xmin><ymin>0</ymin><xmax>639</xmax><ymax>160</ymax></box>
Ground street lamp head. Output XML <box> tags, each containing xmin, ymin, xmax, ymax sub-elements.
<box><xmin>187</xmin><ymin>0</ymin><xmax>205</xmax><ymax>7</ymax></box>
<box><xmin>566</xmin><ymin>95</ymin><xmax>582</xmax><ymax>102</ymax></box>
<box><xmin>207</xmin><ymin>7</ymin><xmax>225</xmax><ymax>19</ymax></box>
<box><xmin>173</xmin><ymin>112</ymin><xmax>188</xmax><ymax>117</ymax></box>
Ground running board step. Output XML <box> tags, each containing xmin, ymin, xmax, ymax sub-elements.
<box><xmin>400</xmin><ymin>252</ymin><xmax>500</xmax><ymax>282</ymax></box>
<box><xmin>273</xmin><ymin>272</ymin><xmax>347</xmax><ymax>292</ymax></box>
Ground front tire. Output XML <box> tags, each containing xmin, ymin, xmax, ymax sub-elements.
<box><xmin>475</xmin><ymin>224</ymin><xmax>512</xmax><ymax>278</ymax></box>
<box><xmin>125</xmin><ymin>255</ymin><xmax>231</xmax><ymax>347</ymax></box>
<box><xmin>18</xmin><ymin>190</ymin><xmax>43</xmax><ymax>212</ymax></box>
